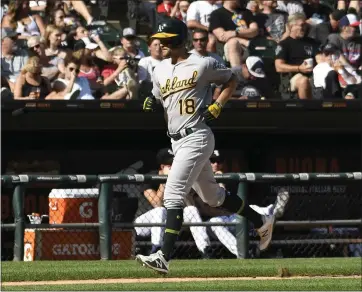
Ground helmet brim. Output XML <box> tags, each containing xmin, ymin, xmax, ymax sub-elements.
<box><xmin>151</xmin><ymin>32</ymin><xmax>178</xmax><ymax>39</ymax></box>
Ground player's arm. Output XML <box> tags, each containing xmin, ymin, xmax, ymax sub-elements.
<box><xmin>144</xmin><ymin>186</ymin><xmax>164</xmax><ymax>208</ymax></box>
<box><xmin>143</xmin><ymin>67</ymin><xmax>162</xmax><ymax>112</ymax></box>
<box><xmin>202</xmin><ymin>59</ymin><xmax>237</xmax><ymax>121</ymax></box>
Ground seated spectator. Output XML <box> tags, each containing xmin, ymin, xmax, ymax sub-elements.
<box><xmin>46</xmin><ymin>56</ymin><xmax>94</xmax><ymax>100</ymax></box>
<box><xmin>138</xmin><ymin>38</ymin><xmax>163</xmax><ymax>84</ymax></box>
<box><xmin>309</xmin><ymin>9</ymin><xmax>345</xmax><ymax>45</ymax></box>
<box><xmin>337</xmin><ymin>0</ymin><xmax>360</xmax><ymax>15</ymax></box>
<box><xmin>209</xmin><ymin>0</ymin><xmax>258</xmax><ymax>69</ymax></box>
<box><xmin>275</xmin><ymin>13</ymin><xmax>320</xmax><ymax>99</ymax></box>
<box><xmin>45</xmin><ymin>0</ymin><xmax>94</xmax><ymax>26</ymax></box>
<box><xmin>46</xmin><ymin>8</ymin><xmax>76</xmax><ymax>48</ymax></box>
<box><xmin>120</xmin><ymin>28</ymin><xmax>145</xmax><ymax>60</ymax></box>
<box><xmin>1</xmin><ymin>0</ymin><xmax>45</xmax><ymax>40</ymax></box>
<box><xmin>234</xmin><ymin>56</ymin><xmax>275</xmax><ymax>99</ymax></box>
<box><xmin>29</xmin><ymin>1</ymin><xmax>47</xmax><ymax>12</ymax></box>
<box><xmin>157</xmin><ymin>0</ymin><xmax>183</xmax><ymax>21</ymax></box>
<box><xmin>186</xmin><ymin>0</ymin><xmax>221</xmax><ymax>52</ymax></box>
<box><xmin>254</xmin><ymin>0</ymin><xmax>288</xmax><ymax>43</ymax></box>
<box><xmin>44</xmin><ymin>25</ymin><xmax>67</xmax><ymax>74</ymax></box>
<box><xmin>326</xmin><ymin>14</ymin><xmax>362</xmax><ymax>70</ymax></box>
<box><xmin>303</xmin><ymin>0</ymin><xmax>332</xmax><ymax>26</ymax></box>
<box><xmin>69</xmin><ymin>26</ymin><xmax>111</xmax><ymax>62</ymax></box>
<box><xmin>276</xmin><ymin>0</ymin><xmax>304</xmax><ymax>16</ymax></box>
<box><xmin>27</xmin><ymin>36</ymin><xmax>61</xmax><ymax>81</ymax></box>
<box><xmin>14</xmin><ymin>56</ymin><xmax>51</xmax><ymax>100</ymax></box>
<box><xmin>1</xmin><ymin>27</ymin><xmax>28</xmax><ymax>91</ymax></box>
<box><xmin>73</xmin><ymin>38</ymin><xmax>103</xmax><ymax>92</ymax></box>
<box><xmin>313</xmin><ymin>44</ymin><xmax>342</xmax><ymax>99</ymax></box>
<box><xmin>246</xmin><ymin>0</ymin><xmax>261</xmax><ymax>15</ymax></box>
<box><xmin>189</xmin><ymin>29</ymin><xmax>224</xmax><ymax>63</ymax></box>
<box><xmin>101</xmin><ymin>48</ymin><xmax>138</xmax><ymax>100</ymax></box>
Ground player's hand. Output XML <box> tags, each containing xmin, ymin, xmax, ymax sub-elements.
<box><xmin>202</xmin><ymin>102</ymin><xmax>222</xmax><ymax>122</ymax></box>
<box><xmin>143</xmin><ymin>96</ymin><xmax>156</xmax><ymax>112</ymax></box>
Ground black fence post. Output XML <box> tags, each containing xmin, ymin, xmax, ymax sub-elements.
<box><xmin>235</xmin><ymin>182</ymin><xmax>249</xmax><ymax>259</ymax></box>
<box><xmin>12</xmin><ymin>184</ymin><xmax>25</xmax><ymax>261</ymax></box>
<box><xmin>98</xmin><ymin>182</ymin><xmax>113</xmax><ymax>260</ymax></box>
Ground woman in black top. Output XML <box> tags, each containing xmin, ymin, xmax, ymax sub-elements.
<box><xmin>14</xmin><ymin>56</ymin><xmax>51</xmax><ymax>99</ymax></box>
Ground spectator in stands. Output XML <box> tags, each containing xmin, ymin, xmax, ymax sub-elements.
<box><xmin>44</xmin><ymin>25</ymin><xmax>66</xmax><ymax>75</ymax></box>
<box><xmin>120</xmin><ymin>28</ymin><xmax>145</xmax><ymax>60</ymax></box>
<box><xmin>68</xmin><ymin>27</ymin><xmax>111</xmax><ymax>62</ymax></box>
<box><xmin>101</xmin><ymin>47</ymin><xmax>138</xmax><ymax>100</ymax></box>
<box><xmin>326</xmin><ymin>14</ymin><xmax>362</xmax><ymax>70</ymax></box>
<box><xmin>189</xmin><ymin>29</ymin><xmax>224</xmax><ymax>63</ymax></box>
<box><xmin>14</xmin><ymin>56</ymin><xmax>51</xmax><ymax>100</ymax></box>
<box><xmin>186</xmin><ymin>0</ymin><xmax>221</xmax><ymax>52</ymax></box>
<box><xmin>157</xmin><ymin>0</ymin><xmax>183</xmax><ymax>21</ymax></box>
<box><xmin>179</xmin><ymin>0</ymin><xmax>190</xmax><ymax>23</ymax></box>
<box><xmin>46</xmin><ymin>56</ymin><xmax>94</xmax><ymax>100</ymax></box>
<box><xmin>246</xmin><ymin>0</ymin><xmax>261</xmax><ymax>15</ymax></box>
<box><xmin>1</xmin><ymin>27</ymin><xmax>28</xmax><ymax>92</ymax></box>
<box><xmin>276</xmin><ymin>0</ymin><xmax>304</xmax><ymax>16</ymax></box>
<box><xmin>138</xmin><ymin>38</ymin><xmax>163</xmax><ymax>84</ymax></box>
<box><xmin>29</xmin><ymin>1</ymin><xmax>47</xmax><ymax>12</ymax></box>
<box><xmin>303</xmin><ymin>0</ymin><xmax>332</xmax><ymax>26</ymax></box>
<box><xmin>1</xmin><ymin>0</ymin><xmax>45</xmax><ymax>40</ymax></box>
<box><xmin>254</xmin><ymin>0</ymin><xmax>288</xmax><ymax>43</ymax></box>
<box><xmin>209</xmin><ymin>0</ymin><xmax>258</xmax><ymax>69</ymax></box>
<box><xmin>27</xmin><ymin>36</ymin><xmax>61</xmax><ymax>81</ymax></box>
<box><xmin>337</xmin><ymin>0</ymin><xmax>360</xmax><ymax>14</ymax></box>
<box><xmin>275</xmin><ymin>13</ymin><xmax>320</xmax><ymax>99</ymax></box>
<box><xmin>313</xmin><ymin>44</ymin><xmax>342</xmax><ymax>99</ymax></box>
<box><xmin>309</xmin><ymin>9</ymin><xmax>345</xmax><ymax>45</ymax></box>
<box><xmin>234</xmin><ymin>56</ymin><xmax>275</xmax><ymax>99</ymax></box>
<box><xmin>73</xmin><ymin>37</ymin><xmax>104</xmax><ymax>92</ymax></box>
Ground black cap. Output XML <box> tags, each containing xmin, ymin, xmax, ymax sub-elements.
<box><xmin>156</xmin><ymin>148</ymin><xmax>174</xmax><ymax>165</ymax></box>
<box><xmin>321</xmin><ymin>43</ymin><xmax>339</xmax><ymax>55</ymax></box>
<box><xmin>331</xmin><ymin>10</ymin><xmax>345</xmax><ymax>21</ymax></box>
<box><xmin>210</xmin><ymin>150</ymin><xmax>224</xmax><ymax>162</ymax></box>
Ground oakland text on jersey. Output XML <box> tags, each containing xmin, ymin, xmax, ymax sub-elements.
<box><xmin>161</xmin><ymin>70</ymin><xmax>198</xmax><ymax>100</ymax></box>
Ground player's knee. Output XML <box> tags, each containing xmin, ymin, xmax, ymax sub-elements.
<box><xmin>164</xmin><ymin>199</ymin><xmax>184</xmax><ymax>209</ymax></box>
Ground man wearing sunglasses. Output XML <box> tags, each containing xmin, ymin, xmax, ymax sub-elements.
<box><xmin>27</xmin><ymin>36</ymin><xmax>62</xmax><ymax>81</ymax></box>
<box><xmin>137</xmin><ymin>18</ymin><xmax>278</xmax><ymax>274</ymax></box>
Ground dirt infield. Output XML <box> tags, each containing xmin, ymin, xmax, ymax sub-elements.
<box><xmin>3</xmin><ymin>275</ymin><xmax>359</xmax><ymax>286</ymax></box>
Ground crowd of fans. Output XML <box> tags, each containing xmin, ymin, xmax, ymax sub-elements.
<box><xmin>1</xmin><ymin>0</ymin><xmax>361</xmax><ymax>100</ymax></box>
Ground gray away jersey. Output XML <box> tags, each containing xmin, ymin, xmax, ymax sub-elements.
<box><xmin>152</xmin><ymin>54</ymin><xmax>232</xmax><ymax>134</ymax></box>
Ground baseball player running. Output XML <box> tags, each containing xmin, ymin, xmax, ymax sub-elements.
<box><xmin>136</xmin><ymin>18</ymin><xmax>277</xmax><ymax>274</ymax></box>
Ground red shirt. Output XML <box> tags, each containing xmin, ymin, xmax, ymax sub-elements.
<box><xmin>157</xmin><ymin>3</ymin><xmax>182</xmax><ymax>20</ymax></box>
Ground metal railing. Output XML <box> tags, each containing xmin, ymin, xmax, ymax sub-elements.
<box><xmin>1</xmin><ymin>172</ymin><xmax>361</xmax><ymax>261</ymax></box>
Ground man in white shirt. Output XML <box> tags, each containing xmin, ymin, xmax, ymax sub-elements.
<box><xmin>186</xmin><ymin>0</ymin><xmax>221</xmax><ymax>52</ymax></box>
<box><xmin>138</xmin><ymin>38</ymin><xmax>163</xmax><ymax>83</ymax></box>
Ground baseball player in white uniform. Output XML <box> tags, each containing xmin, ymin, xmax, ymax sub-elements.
<box><xmin>136</xmin><ymin>18</ymin><xmax>277</xmax><ymax>274</ymax></box>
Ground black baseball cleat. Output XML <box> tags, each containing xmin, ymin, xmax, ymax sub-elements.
<box><xmin>136</xmin><ymin>250</ymin><xmax>169</xmax><ymax>274</ymax></box>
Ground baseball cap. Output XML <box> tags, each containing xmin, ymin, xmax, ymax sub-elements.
<box><xmin>331</xmin><ymin>10</ymin><xmax>345</xmax><ymax>21</ymax></box>
<box><xmin>1</xmin><ymin>27</ymin><xmax>17</xmax><ymax>40</ymax></box>
<box><xmin>321</xmin><ymin>43</ymin><xmax>339</xmax><ymax>56</ymax></box>
<box><xmin>156</xmin><ymin>148</ymin><xmax>174</xmax><ymax>165</ymax></box>
<box><xmin>339</xmin><ymin>14</ymin><xmax>360</xmax><ymax>28</ymax></box>
<box><xmin>122</xmin><ymin>27</ymin><xmax>136</xmax><ymax>38</ymax></box>
<box><xmin>74</xmin><ymin>37</ymin><xmax>99</xmax><ymax>51</ymax></box>
<box><xmin>210</xmin><ymin>150</ymin><xmax>224</xmax><ymax>163</ymax></box>
<box><xmin>246</xmin><ymin>56</ymin><xmax>266</xmax><ymax>78</ymax></box>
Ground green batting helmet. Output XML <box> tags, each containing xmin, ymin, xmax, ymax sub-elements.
<box><xmin>151</xmin><ymin>18</ymin><xmax>188</xmax><ymax>47</ymax></box>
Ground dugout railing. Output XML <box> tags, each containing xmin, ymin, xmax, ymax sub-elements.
<box><xmin>1</xmin><ymin>172</ymin><xmax>362</xmax><ymax>261</ymax></box>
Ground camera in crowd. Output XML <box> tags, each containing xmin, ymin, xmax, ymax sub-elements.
<box><xmin>125</xmin><ymin>56</ymin><xmax>140</xmax><ymax>70</ymax></box>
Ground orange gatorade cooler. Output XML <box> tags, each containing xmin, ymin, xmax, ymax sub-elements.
<box><xmin>48</xmin><ymin>188</ymin><xmax>99</xmax><ymax>224</ymax></box>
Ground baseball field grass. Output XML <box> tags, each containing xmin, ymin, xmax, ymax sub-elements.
<box><xmin>2</xmin><ymin>258</ymin><xmax>361</xmax><ymax>291</ymax></box>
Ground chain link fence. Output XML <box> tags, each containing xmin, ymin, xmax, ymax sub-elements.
<box><xmin>1</xmin><ymin>174</ymin><xmax>361</xmax><ymax>261</ymax></box>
